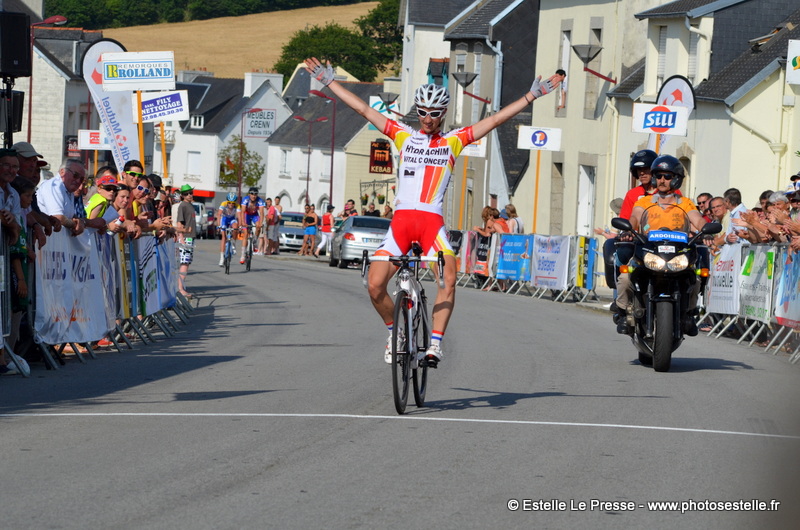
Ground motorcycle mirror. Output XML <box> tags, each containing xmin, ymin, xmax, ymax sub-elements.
<box><xmin>702</xmin><ymin>222</ymin><xmax>722</xmax><ymax>235</ymax></box>
<box><xmin>611</xmin><ymin>217</ymin><xmax>633</xmax><ymax>232</ymax></box>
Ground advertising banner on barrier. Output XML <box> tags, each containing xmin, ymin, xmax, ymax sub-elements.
<box><xmin>496</xmin><ymin>234</ymin><xmax>533</xmax><ymax>281</ymax></box>
<box><xmin>706</xmin><ymin>244</ymin><xmax>741</xmax><ymax>315</ymax></box>
<box><xmin>469</xmin><ymin>231</ymin><xmax>491</xmax><ymax>276</ymax></box>
<box><xmin>575</xmin><ymin>236</ymin><xmax>596</xmax><ymax>290</ymax></box>
<box><xmin>738</xmin><ymin>246</ymin><xmax>775</xmax><ymax>323</ymax></box>
<box><xmin>34</xmin><ymin>231</ymin><xmax>114</xmax><ymax>344</ymax></box>
<box><xmin>533</xmin><ymin>235</ymin><xmax>570</xmax><ymax>290</ymax></box>
<box><xmin>448</xmin><ymin>230</ymin><xmax>465</xmax><ymax>273</ymax></box>
<box><xmin>157</xmin><ymin>239</ymin><xmax>178</xmax><ymax>309</ymax></box>
<box><xmin>96</xmin><ymin>233</ymin><xmax>119</xmax><ymax>322</ymax></box>
<box><xmin>137</xmin><ymin>237</ymin><xmax>160</xmax><ymax>316</ymax></box>
<box><xmin>775</xmin><ymin>251</ymin><xmax>800</xmax><ymax>328</ymax></box>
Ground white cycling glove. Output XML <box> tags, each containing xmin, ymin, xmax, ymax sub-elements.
<box><xmin>311</xmin><ymin>61</ymin><xmax>335</xmax><ymax>86</ymax></box>
<box><xmin>529</xmin><ymin>76</ymin><xmax>555</xmax><ymax>99</ymax></box>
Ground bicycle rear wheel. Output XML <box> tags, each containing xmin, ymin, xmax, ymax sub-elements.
<box><xmin>412</xmin><ymin>299</ymin><xmax>429</xmax><ymax>408</ymax></box>
<box><xmin>392</xmin><ymin>291</ymin><xmax>411</xmax><ymax>414</ymax></box>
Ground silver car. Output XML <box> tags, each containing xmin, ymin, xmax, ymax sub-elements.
<box><xmin>279</xmin><ymin>212</ymin><xmax>306</xmax><ymax>252</ymax></box>
<box><xmin>329</xmin><ymin>216</ymin><xmax>391</xmax><ymax>268</ymax></box>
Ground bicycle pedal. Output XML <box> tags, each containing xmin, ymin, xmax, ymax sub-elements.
<box><xmin>424</xmin><ymin>357</ymin><xmax>439</xmax><ymax>369</ymax></box>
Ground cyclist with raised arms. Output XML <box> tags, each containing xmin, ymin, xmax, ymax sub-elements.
<box><xmin>218</xmin><ymin>192</ymin><xmax>241</xmax><ymax>266</ymax></box>
<box><xmin>304</xmin><ymin>57</ymin><xmax>560</xmax><ymax>366</ymax></box>
<box><xmin>239</xmin><ymin>186</ymin><xmax>265</xmax><ymax>264</ymax></box>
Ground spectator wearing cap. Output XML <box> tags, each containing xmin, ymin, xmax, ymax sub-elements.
<box><xmin>0</xmin><ymin>148</ymin><xmax>22</xmax><ymax>246</ymax></box>
<box><xmin>174</xmin><ymin>184</ymin><xmax>196</xmax><ymax>298</ymax></box>
<box><xmin>85</xmin><ymin>171</ymin><xmax>124</xmax><ymax>232</ymax></box>
<box><xmin>789</xmin><ymin>173</ymin><xmax>800</xmax><ymax>192</ymax></box>
<box><xmin>37</xmin><ymin>159</ymin><xmax>86</xmax><ymax>237</ymax></box>
<box><xmin>12</xmin><ymin>141</ymin><xmax>47</xmax><ymax>186</ymax></box>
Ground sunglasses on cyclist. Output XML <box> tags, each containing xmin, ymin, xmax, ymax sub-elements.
<box><xmin>136</xmin><ymin>185</ymin><xmax>151</xmax><ymax>194</ymax></box>
<box><xmin>417</xmin><ymin>109</ymin><xmax>444</xmax><ymax>119</ymax></box>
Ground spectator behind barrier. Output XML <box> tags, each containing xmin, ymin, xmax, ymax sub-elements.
<box><xmin>37</xmin><ymin>159</ymin><xmax>87</xmax><ymax>237</ymax></box>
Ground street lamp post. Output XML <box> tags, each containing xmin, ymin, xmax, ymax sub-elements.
<box><xmin>27</xmin><ymin>15</ymin><xmax>68</xmax><ymax>143</ymax></box>
<box><xmin>309</xmin><ymin>89</ymin><xmax>336</xmax><ymax>205</ymax></box>
<box><xmin>238</xmin><ymin>107</ymin><xmax>264</xmax><ymax>200</ymax></box>
<box><xmin>293</xmin><ymin>115</ymin><xmax>328</xmax><ymax>206</ymax></box>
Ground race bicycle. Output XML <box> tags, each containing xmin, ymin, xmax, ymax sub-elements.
<box><xmin>222</xmin><ymin>226</ymin><xmax>238</xmax><ymax>275</ymax></box>
<box><xmin>362</xmin><ymin>245</ymin><xmax>445</xmax><ymax>414</ymax></box>
<box><xmin>243</xmin><ymin>221</ymin><xmax>258</xmax><ymax>272</ymax></box>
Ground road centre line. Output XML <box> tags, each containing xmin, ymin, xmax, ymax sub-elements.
<box><xmin>1</xmin><ymin>412</ymin><xmax>798</xmax><ymax>440</ymax></box>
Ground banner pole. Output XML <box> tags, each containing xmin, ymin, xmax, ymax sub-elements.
<box><xmin>457</xmin><ymin>156</ymin><xmax>469</xmax><ymax>230</ymax></box>
<box><xmin>160</xmin><ymin>122</ymin><xmax>168</xmax><ymax>185</ymax></box>
<box><xmin>533</xmin><ymin>150</ymin><xmax>541</xmax><ymax>233</ymax></box>
<box><xmin>137</xmin><ymin>90</ymin><xmax>145</xmax><ymax>171</ymax></box>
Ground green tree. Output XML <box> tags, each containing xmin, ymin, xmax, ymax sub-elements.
<box><xmin>273</xmin><ymin>23</ymin><xmax>378</xmax><ymax>81</ymax></box>
<box><xmin>355</xmin><ymin>0</ymin><xmax>402</xmax><ymax>74</ymax></box>
<box><xmin>218</xmin><ymin>135</ymin><xmax>266</xmax><ymax>191</ymax></box>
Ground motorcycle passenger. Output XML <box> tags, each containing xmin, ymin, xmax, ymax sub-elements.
<box><xmin>613</xmin><ymin>155</ymin><xmax>707</xmax><ymax>336</ymax></box>
<box><xmin>602</xmin><ymin>150</ymin><xmax>659</xmax><ymax>288</ymax></box>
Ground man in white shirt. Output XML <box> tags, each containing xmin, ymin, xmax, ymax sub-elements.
<box><xmin>37</xmin><ymin>159</ymin><xmax>87</xmax><ymax>236</ymax></box>
<box><xmin>722</xmin><ymin>188</ymin><xmax>747</xmax><ymax>245</ymax></box>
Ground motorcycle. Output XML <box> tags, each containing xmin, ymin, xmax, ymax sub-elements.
<box><xmin>611</xmin><ymin>206</ymin><xmax>721</xmax><ymax>372</ymax></box>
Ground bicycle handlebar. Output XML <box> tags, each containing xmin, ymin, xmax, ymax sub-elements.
<box><xmin>361</xmin><ymin>250</ymin><xmax>446</xmax><ymax>289</ymax></box>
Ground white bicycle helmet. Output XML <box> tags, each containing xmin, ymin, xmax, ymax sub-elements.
<box><xmin>226</xmin><ymin>192</ymin><xmax>237</xmax><ymax>202</ymax></box>
<box><xmin>414</xmin><ymin>84</ymin><xmax>450</xmax><ymax>109</ymax></box>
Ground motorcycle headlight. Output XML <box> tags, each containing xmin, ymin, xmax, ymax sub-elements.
<box><xmin>666</xmin><ymin>254</ymin><xmax>689</xmax><ymax>272</ymax></box>
<box><xmin>643</xmin><ymin>252</ymin><xmax>666</xmax><ymax>271</ymax></box>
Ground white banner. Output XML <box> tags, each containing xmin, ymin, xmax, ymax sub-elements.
<box><xmin>787</xmin><ymin>40</ymin><xmax>800</xmax><ymax>85</ymax></box>
<box><xmin>78</xmin><ymin>129</ymin><xmax>112</xmax><ymax>150</ymax></box>
<box><xmin>632</xmin><ymin>103</ymin><xmax>690</xmax><ymax>136</ymax></box>
<box><xmin>706</xmin><ymin>244</ymin><xmax>741</xmax><ymax>315</ymax></box>
<box><xmin>517</xmin><ymin>126</ymin><xmax>562</xmax><ymax>151</ymax></box>
<box><xmin>34</xmin><ymin>231</ymin><xmax>114</xmax><ymax>344</ymax></box>
<box><xmin>82</xmin><ymin>39</ymin><xmax>140</xmax><ymax>171</ymax></box>
<box><xmin>532</xmin><ymin>235</ymin><xmax>570</xmax><ymax>290</ymax></box>
<box><xmin>738</xmin><ymin>246</ymin><xmax>775</xmax><ymax>323</ymax></box>
<box><xmin>101</xmin><ymin>51</ymin><xmax>176</xmax><ymax>92</ymax></box>
<box><xmin>135</xmin><ymin>90</ymin><xmax>190</xmax><ymax>123</ymax></box>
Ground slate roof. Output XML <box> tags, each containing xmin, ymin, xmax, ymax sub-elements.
<box><xmin>636</xmin><ymin>0</ymin><xmax>797</xmax><ymax>76</ymax></box>
<box><xmin>403</xmin><ymin>0</ymin><xmax>475</xmax><ymax>26</ymax></box>
<box><xmin>34</xmin><ymin>27</ymin><xmax>104</xmax><ymax>80</ymax></box>
<box><xmin>444</xmin><ymin>0</ymin><xmax>520</xmax><ymax>40</ymax></box>
<box><xmin>175</xmin><ymin>76</ymin><xmax>282</xmax><ymax>136</ymax></box>
<box><xmin>606</xmin><ymin>58</ymin><xmax>645</xmax><ymax>99</ymax></box>
<box><xmin>267</xmin><ymin>82</ymin><xmax>383</xmax><ymax>149</ymax></box>
<box><xmin>695</xmin><ymin>8</ymin><xmax>800</xmax><ymax>104</ymax></box>
<box><xmin>635</xmin><ymin>0</ymin><xmax>746</xmax><ymax>19</ymax></box>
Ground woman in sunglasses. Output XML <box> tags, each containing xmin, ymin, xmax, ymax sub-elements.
<box><xmin>304</xmin><ymin>57</ymin><xmax>561</xmax><ymax>367</ymax></box>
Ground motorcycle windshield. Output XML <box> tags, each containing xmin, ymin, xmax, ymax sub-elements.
<box><xmin>640</xmin><ymin>203</ymin><xmax>690</xmax><ymax>243</ymax></box>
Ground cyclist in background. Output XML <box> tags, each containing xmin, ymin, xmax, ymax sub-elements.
<box><xmin>239</xmin><ymin>186</ymin><xmax>265</xmax><ymax>264</ymax></box>
<box><xmin>218</xmin><ymin>192</ymin><xmax>241</xmax><ymax>266</ymax></box>
<box><xmin>305</xmin><ymin>57</ymin><xmax>560</xmax><ymax>366</ymax></box>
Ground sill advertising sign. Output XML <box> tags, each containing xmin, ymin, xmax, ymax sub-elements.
<box><xmin>101</xmin><ymin>51</ymin><xmax>176</xmax><ymax>92</ymax></box>
<box><xmin>632</xmin><ymin>103</ymin><xmax>689</xmax><ymax>136</ymax></box>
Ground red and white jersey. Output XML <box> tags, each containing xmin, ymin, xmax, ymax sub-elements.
<box><xmin>383</xmin><ymin>119</ymin><xmax>475</xmax><ymax>216</ymax></box>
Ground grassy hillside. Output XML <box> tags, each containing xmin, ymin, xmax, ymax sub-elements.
<box><xmin>103</xmin><ymin>2</ymin><xmax>379</xmax><ymax>79</ymax></box>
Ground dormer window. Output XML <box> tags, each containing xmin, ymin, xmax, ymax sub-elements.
<box><xmin>190</xmin><ymin>115</ymin><xmax>204</xmax><ymax>129</ymax></box>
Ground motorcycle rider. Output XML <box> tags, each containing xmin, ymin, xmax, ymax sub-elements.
<box><xmin>602</xmin><ymin>150</ymin><xmax>659</xmax><ymax>288</ymax></box>
<box><xmin>613</xmin><ymin>155</ymin><xmax>708</xmax><ymax>336</ymax></box>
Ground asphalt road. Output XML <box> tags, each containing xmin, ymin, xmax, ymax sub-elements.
<box><xmin>1</xmin><ymin>239</ymin><xmax>798</xmax><ymax>529</ymax></box>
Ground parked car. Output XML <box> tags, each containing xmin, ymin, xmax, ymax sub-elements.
<box><xmin>192</xmin><ymin>202</ymin><xmax>209</xmax><ymax>238</ymax></box>
<box><xmin>279</xmin><ymin>211</ymin><xmax>306</xmax><ymax>252</ymax></box>
<box><xmin>206</xmin><ymin>208</ymin><xmax>218</xmax><ymax>239</ymax></box>
<box><xmin>329</xmin><ymin>216</ymin><xmax>391</xmax><ymax>268</ymax></box>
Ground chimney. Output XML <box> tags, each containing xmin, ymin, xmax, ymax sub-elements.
<box><xmin>244</xmin><ymin>72</ymin><xmax>284</xmax><ymax>97</ymax></box>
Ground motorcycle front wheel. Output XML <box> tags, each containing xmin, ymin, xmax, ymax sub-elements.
<box><xmin>653</xmin><ymin>302</ymin><xmax>674</xmax><ymax>372</ymax></box>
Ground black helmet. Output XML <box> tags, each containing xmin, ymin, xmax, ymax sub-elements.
<box><xmin>248</xmin><ymin>186</ymin><xmax>259</xmax><ymax>194</ymax></box>
<box><xmin>629</xmin><ymin>149</ymin><xmax>657</xmax><ymax>179</ymax></box>
<box><xmin>650</xmin><ymin>155</ymin><xmax>685</xmax><ymax>190</ymax></box>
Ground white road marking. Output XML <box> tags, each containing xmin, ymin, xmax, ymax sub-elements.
<box><xmin>1</xmin><ymin>412</ymin><xmax>798</xmax><ymax>440</ymax></box>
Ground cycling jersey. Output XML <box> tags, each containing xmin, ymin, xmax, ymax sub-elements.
<box><xmin>383</xmin><ymin>119</ymin><xmax>475</xmax><ymax>216</ymax></box>
<box><xmin>241</xmin><ymin>196</ymin><xmax>266</xmax><ymax>216</ymax></box>
<box><xmin>218</xmin><ymin>200</ymin><xmax>240</xmax><ymax>219</ymax></box>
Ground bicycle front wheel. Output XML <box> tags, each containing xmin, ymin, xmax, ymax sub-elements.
<box><xmin>392</xmin><ymin>291</ymin><xmax>411</xmax><ymax>414</ymax></box>
<box><xmin>245</xmin><ymin>238</ymin><xmax>253</xmax><ymax>271</ymax></box>
<box><xmin>413</xmin><ymin>299</ymin><xmax>429</xmax><ymax>408</ymax></box>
